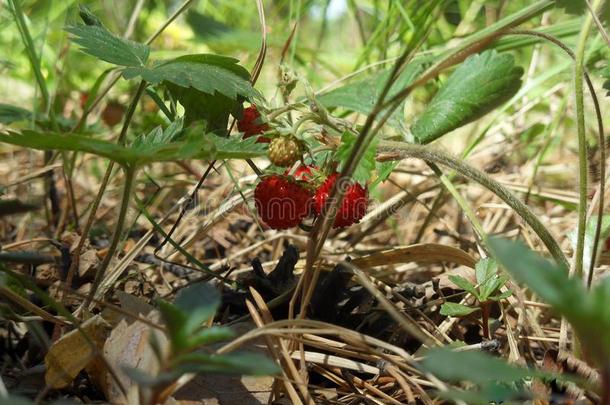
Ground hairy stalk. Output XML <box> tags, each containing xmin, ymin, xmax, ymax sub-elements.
<box><xmin>86</xmin><ymin>166</ymin><xmax>136</xmax><ymax>307</ymax></box>
<box><xmin>573</xmin><ymin>0</ymin><xmax>601</xmax><ymax>279</ymax></box>
<box><xmin>378</xmin><ymin>140</ymin><xmax>568</xmax><ymax>269</ymax></box>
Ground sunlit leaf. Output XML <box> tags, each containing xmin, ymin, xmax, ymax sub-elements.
<box><xmin>123</xmin><ymin>54</ymin><xmax>257</xmax><ymax>100</ymax></box>
<box><xmin>422</xmin><ymin>348</ymin><xmax>542</xmax><ymax>384</ymax></box>
<box><xmin>175</xmin><ymin>352</ymin><xmax>280</xmax><ymax>376</ymax></box>
<box><xmin>440</xmin><ymin>302</ymin><xmax>479</xmax><ymax>316</ymax></box>
<box><xmin>174</xmin><ymin>282</ymin><xmax>220</xmax><ymax>334</ymax></box>
<box><xmin>411</xmin><ymin>50</ymin><xmax>524</xmax><ymax>144</ymax></box>
<box><xmin>66</xmin><ymin>8</ymin><xmax>149</xmax><ymax>67</ymax></box>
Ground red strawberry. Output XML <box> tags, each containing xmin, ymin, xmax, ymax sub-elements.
<box><xmin>285</xmin><ymin>164</ymin><xmax>316</xmax><ymax>181</ymax></box>
<box><xmin>313</xmin><ymin>173</ymin><xmax>368</xmax><ymax>228</ymax></box>
<box><xmin>238</xmin><ymin>105</ymin><xmax>270</xmax><ymax>143</ymax></box>
<box><xmin>254</xmin><ymin>175</ymin><xmax>312</xmax><ymax>229</ymax></box>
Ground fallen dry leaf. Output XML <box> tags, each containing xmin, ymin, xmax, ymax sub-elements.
<box><xmin>44</xmin><ymin>315</ymin><xmax>110</xmax><ymax>389</ymax></box>
<box><xmin>102</xmin><ymin>311</ymin><xmax>167</xmax><ymax>403</ymax></box>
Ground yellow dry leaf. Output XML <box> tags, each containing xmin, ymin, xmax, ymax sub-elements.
<box><xmin>44</xmin><ymin>315</ymin><xmax>110</xmax><ymax>388</ymax></box>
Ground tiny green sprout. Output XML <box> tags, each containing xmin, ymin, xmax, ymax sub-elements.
<box><xmin>440</xmin><ymin>258</ymin><xmax>512</xmax><ymax>339</ymax></box>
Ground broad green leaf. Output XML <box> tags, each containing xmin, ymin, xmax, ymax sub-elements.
<box><xmin>165</xmin><ymin>84</ymin><xmax>237</xmax><ymax>132</ymax></box>
<box><xmin>411</xmin><ymin>50</ymin><xmax>524</xmax><ymax>144</ymax></box>
<box><xmin>489</xmin><ymin>238</ymin><xmax>610</xmax><ymax>364</ymax></box>
<box><xmin>475</xmin><ymin>258</ymin><xmax>504</xmax><ymax>301</ymax></box>
<box><xmin>175</xmin><ymin>352</ymin><xmax>280</xmax><ymax>376</ymax></box>
<box><xmin>123</xmin><ymin>54</ymin><xmax>257</xmax><ymax>100</ymax></box>
<box><xmin>0</xmin><ymin>103</ymin><xmax>32</xmax><ymax>124</ymax></box>
<box><xmin>157</xmin><ymin>300</ymin><xmax>189</xmax><ymax>351</ymax></box>
<box><xmin>555</xmin><ymin>0</ymin><xmax>610</xmax><ymax>23</ymax></box>
<box><xmin>66</xmin><ymin>21</ymin><xmax>149</xmax><ymax>67</ymax></box>
<box><xmin>318</xmin><ymin>59</ymin><xmax>427</xmax><ymax>129</ymax></box>
<box><xmin>122</xmin><ymin>367</ymin><xmax>178</xmax><ymax>386</ymax></box>
<box><xmin>370</xmin><ymin>161</ymin><xmax>398</xmax><ymax>189</ymax></box>
<box><xmin>422</xmin><ymin>348</ymin><xmax>542</xmax><ymax>384</ymax></box>
<box><xmin>489</xmin><ymin>238</ymin><xmax>579</xmax><ymax>313</ymax></box>
<box><xmin>334</xmin><ymin>131</ymin><xmax>378</xmax><ymax>185</ymax></box>
<box><xmin>475</xmin><ymin>258</ymin><xmax>496</xmax><ymax>285</ymax></box>
<box><xmin>489</xmin><ymin>289</ymin><xmax>513</xmax><ymax>301</ymax></box>
<box><xmin>448</xmin><ymin>275</ymin><xmax>479</xmax><ymax>299</ymax></box>
<box><xmin>174</xmin><ymin>283</ymin><xmax>220</xmax><ymax>335</ymax></box>
<box><xmin>188</xmin><ymin>326</ymin><xmax>234</xmax><ymax>347</ymax></box>
<box><xmin>440</xmin><ymin>302</ymin><xmax>479</xmax><ymax>316</ymax></box>
<box><xmin>435</xmin><ymin>384</ymin><xmax>529</xmax><ymax>405</ymax></box>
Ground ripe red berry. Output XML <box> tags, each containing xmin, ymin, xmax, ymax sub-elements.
<box><xmin>254</xmin><ymin>175</ymin><xmax>312</xmax><ymax>229</ymax></box>
<box><xmin>238</xmin><ymin>105</ymin><xmax>270</xmax><ymax>143</ymax></box>
<box><xmin>285</xmin><ymin>164</ymin><xmax>315</xmax><ymax>181</ymax></box>
<box><xmin>313</xmin><ymin>173</ymin><xmax>368</xmax><ymax>228</ymax></box>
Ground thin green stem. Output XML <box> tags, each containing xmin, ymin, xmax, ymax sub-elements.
<box><xmin>67</xmin><ymin>82</ymin><xmax>146</xmax><ymax>298</ymax></box>
<box><xmin>86</xmin><ymin>166</ymin><xmax>136</xmax><ymax>306</ymax></box>
<box><xmin>573</xmin><ymin>0</ymin><xmax>602</xmax><ymax>279</ymax></box>
<box><xmin>8</xmin><ymin>0</ymin><xmax>51</xmax><ymax>116</ymax></box>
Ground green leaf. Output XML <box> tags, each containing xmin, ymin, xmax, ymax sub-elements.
<box><xmin>123</xmin><ymin>54</ymin><xmax>256</xmax><ymax>100</ymax></box>
<box><xmin>188</xmin><ymin>326</ymin><xmax>234</xmax><ymax>347</ymax></box>
<box><xmin>132</xmin><ymin>119</ymin><xmax>183</xmax><ymax>148</ymax></box>
<box><xmin>370</xmin><ymin>161</ymin><xmax>398</xmax><ymax>189</ymax></box>
<box><xmin>475</xmin><ymin>258</ymin><xmax>504</xmax><ymax>301</ymax></box>
<box><xmin>0</xmin><ymin>103</ymin><xmax>32</xmax><ymax>124</ymax></box>
<box><xmin>157</xmin><ymin>299</ymin><xmax>189</xmax><ymax>351</ymax></box>
<box><xmin>318</xmin><ymin>59</ymin><xmax>427</xmax><ymax>129</ymax></box>
<box><xmin>175</xmin><ymin>352</ymin><xmax>280</xmax><ymax>376</ymax></box>
<box><xmin>555</xmin><ymin>0</ymin><xmax>610</xmax><ymax>23</ymax></box>
<box><xmin>422</xmin><ymin>348</ymin><xmax>541</xmax><ymax>384</ymax></box>
<box><xmin>209</xmin><ymin>133</ymin><xmax>267</xmax><ymax>159</ymax></box>
<box><xmin>334</xmin><ymin>131</ymin><xmax>378</xmax><ymax>185</ymax></box>
<box><xmin>448</xmin><ymin>275</ymin><xmax>479</xmax><ymax>299</ymax></box>
<box><xmin>489</xmin><ymin>238</ymin><xmax>610</xmax><ymax>364</ymax></box>
<box><xmin>489</xmin><ymin>290</ymin><xmax>513</xmax><ymax>301</ymax></box>
<box><xmin>165</xmin><ymin>84</ymin><xmax>236</xmax><ymax>131</ymax></box>
<box><xmin>66</xmin><ymin>21</ymin><xmax>149</xmax><ymax>67</ymax></box>
<box><xmin>489</xmin><ymin>238</ymin><xmax>578</xmax><ymax>313</ymax></box>
<box><xmin>440</xmin><ymin>302</ymin><xmax>479</xmax><ymax>317</ymax></box>
<box><xmin>122</xmin><ymin>367</ymin><xmax>178</xmax><ymax>386</ymax></box>
<box><xmin>174</xmin><ymin>283</ymin><xmax>220</xmax><ymax>334</ymax></box>
<box><xmin>411</xmin><ymin>50</ymin><xmax>524</xmax><ymax>144</ymax></box>
<box><xmin>0</xmin><ymin>130</ymin><xmax>266</xmax><ymax>166</ymax></box>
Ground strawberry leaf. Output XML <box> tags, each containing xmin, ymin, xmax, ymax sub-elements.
<box><xmin>411</xmin><ymin>50</ymin><xmax>523</xmax><ymax>144</ymax></box>
<box><xmin>66</xmin><ymin>7</ymin><xmax>149</xmax><ymax>67</ymax></box>
<box><xmin>123</xmin><ymin>54</ymin><xmax>258</xmax><ymax>100</ymax></box>
<box><xmin>440</xmin><ymin>302</ymin><xmax>479</xmax><ymax>317</ymax></box>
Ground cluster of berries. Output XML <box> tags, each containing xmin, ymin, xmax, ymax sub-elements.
<box><xmin>237</xmin><ymin>105</ymin><xmax>369</xmax><ymax>230</ymax></box>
